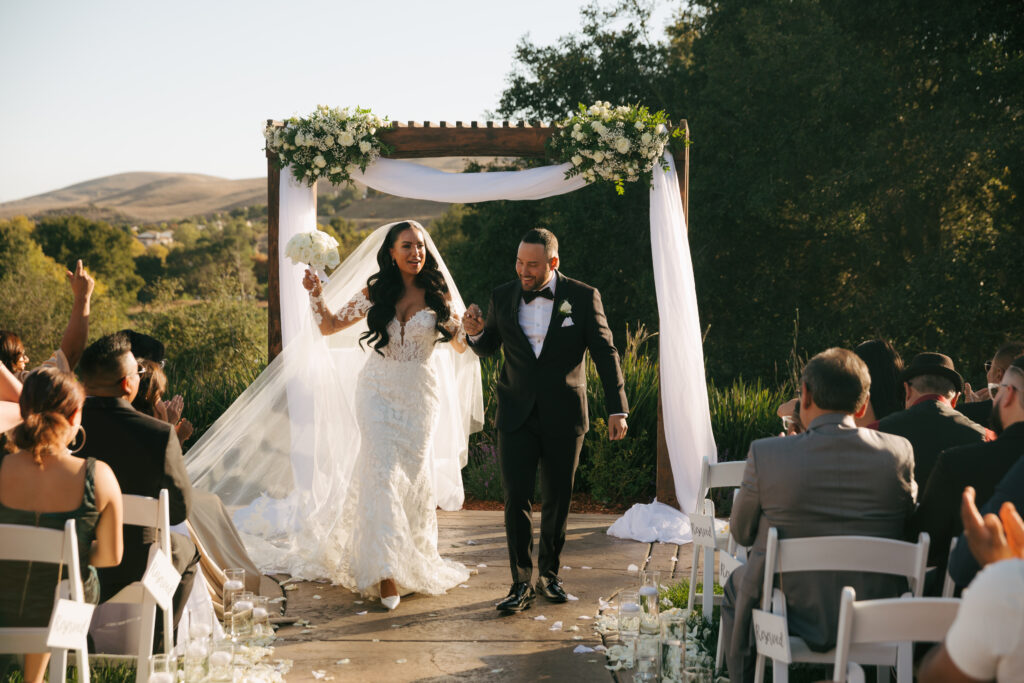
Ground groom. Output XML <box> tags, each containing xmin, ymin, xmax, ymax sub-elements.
<box><xmin>464</xmin><ymin>228</ymin><xmax>629</xmax><ymax>612</ymax></box>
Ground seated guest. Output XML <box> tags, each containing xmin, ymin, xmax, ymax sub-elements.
<box><xmin>918</xmin><ymin>491</ymin><xmax>1024</xmax><ymax>681</ymax></box>
<box><xmin>948</xmin><ymin>359</ymin><xmax>1024</xmax><ymax>589</ymax></box>
<box><xmin>853</xmin><ymin>338</ymin><xmax>905</xmax><ymax>425</ymax></box>
<box><xmin>0</xmin><ymin>259</ymin><xmax>94</xmax><ymax>378</ymax></box>
<box><xmin>722</xmin><ymin>348</ymin><xmax>916</xmax><ymax>682</ymax></box>
<box><xmin>76</xmin><ymin>333</ymin><xmax>198</xmax><ymax>644</ymax></box>
<box><xmin>877</xmin><ymin>352</ymin><xmax>987</xmax><ymax>490</ymax></box>
<box><xmin>909</xmin><ymin>356</ymin><xmax>1024</xmax><ymax>582</ymax></box>
<box><xmin>133</xmin><ymin>359</ymin><xmax>193</xmax><ymax>446</ymax></box>
<box><xmin>0</xmin><ymin>368</ymin><xmax>123</xmax><ymax>683</ymax></box>
<box><xmin>961</xmin><ymin>340</ymin><xmax>1024</xmax><ymax>426</ymax></box>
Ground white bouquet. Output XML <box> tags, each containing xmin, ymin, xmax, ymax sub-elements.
<box><xmin>284</xmin><ymin>230</ymin><xmax>341</xmax><ymax>271</ymax></box>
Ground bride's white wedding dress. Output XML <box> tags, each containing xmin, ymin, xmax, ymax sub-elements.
<box><xmin>314</xmin><ymin>292</ymin><xmax>470</xmax><ymax>594</ymax></box>
<box><xmin>184</xmin><ymin>222</ymin><xmax>483</xmax><ymax>597</ymax></box>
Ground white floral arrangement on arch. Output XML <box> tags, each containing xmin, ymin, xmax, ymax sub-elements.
<box><xmin>284</xmin><ymin>230</ymin><xmax>341</xmax><ymax>271</ymax></box>
<box><xmin>264</xmin><ymin>105</ymin><xmax>391</xmax><ymax>187</ymax></box>
<box><xmin>549</xmin><ymin>102</ymin><xmax>686</xmax><ymax>195</ymax></box>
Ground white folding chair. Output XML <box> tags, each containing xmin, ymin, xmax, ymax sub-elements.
<box><xmin>941</xmin><ymin>538</ymin><xmax>958</xmax><ymax>598</ymax></box>
<box><xmin>687</xmin><ymin>456</ymin><xmax>748</xmax><ymax>619</ymax></box>
<box><xmin>0</xmin><ymin>519</ymin><xmax>90</xmax><ymax>683</ymax></box>
<box><xmin>833</xmin><ymin>587</ymin><xmax>960</xmax><ymax>683</ymax></box>
<box><xmin>753</xmin><ymin>528</ymin><xmax>930</xmax><ymax>683</ymax></box>
<box><xmin>101</xmin><ymin>490</ymin><xmax>173</xmax><ymax>683</ymax></box>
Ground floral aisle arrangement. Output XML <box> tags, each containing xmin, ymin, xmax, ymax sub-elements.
<box><xmin>285</xmin><ymin>230</ymin><xmax>341</xmax><ymax>271</ymax></box>
<box><xmin>264</xmin><ymin>105</ymin><xmax>390</xmax><ymax>186</ymax></box>
<box><xmin>549</xmin><ymin>102</ymin><xmax>685</xmax><ymax>194</ymax></box>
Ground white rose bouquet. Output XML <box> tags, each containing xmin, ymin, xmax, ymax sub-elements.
<box><xmin>284</xmin><ymin>230</ymin><xmax>341</xmax><ymax>271</ymax></box>
<box><xmin>549</xmin><ymin>102</ymin><xmax>686</xmax><ymax>195</ymax></box>
<box><xmin>265</xmin><ymin>105</ymin><xmax>390</xmax><ymax>187</ymax></box>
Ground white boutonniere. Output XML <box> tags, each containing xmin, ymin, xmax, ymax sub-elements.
<box><xmin>559</xmin><ymin>301</ymin><xmax>573</xmax><ymax>316</ymax></box>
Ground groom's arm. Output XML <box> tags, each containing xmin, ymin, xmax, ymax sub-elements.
<box><xmin>466</xmin><ymin>291</ymin><xmax>502</xmax><ymax>357</ymax></box>
<box><xmin>585</xmin><ymin>287</ymin><xmax>628</xmax><ymax>415</ymax></box>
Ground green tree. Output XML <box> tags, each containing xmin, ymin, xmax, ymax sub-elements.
<box><xmin>31</xmin><ymin>215</ymin><xmax>144</xmax><ymax>303</ymax></box>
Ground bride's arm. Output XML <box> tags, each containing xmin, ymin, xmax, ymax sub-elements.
<box><xmin>443</xmin><ymin>310</ymin><xmax>468</xmax><ymax>354</ymax></box>
<box><xmin>304</xmin><ymin>269</ymin><xmax>370</xmax><ymax>336</ymax></box>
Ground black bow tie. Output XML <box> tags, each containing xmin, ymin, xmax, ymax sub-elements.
<box><xmin>522</xmin><ymin>288</ymin><xmax>555</xmax><ymax>304</ymax></box>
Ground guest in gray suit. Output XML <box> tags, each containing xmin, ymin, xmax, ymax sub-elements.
<box><xmin>721</xmin><ymin>348</ymin><xmax>917</xmax><ymax>682</ymax></box>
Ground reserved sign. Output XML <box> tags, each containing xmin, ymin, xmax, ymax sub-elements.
<box><xmin>719</xmin><ymin>551</ymin><xmax>743</xmax><ymax>586</ymax></box>
<box><xmin>46</xmin><ymin>599</ymin><xmax>95</xmax><ymax>649</ymax></box>
<box><xmin>752</xmin><ymin>609</ymin><xmax>792</xmax><ymax>663</ymax></box>
<box><xmin>690</xmin><ymin>513</ymin><xmax>718</xmax><ymax>548</ymax></box>
<box><xmin>142</xmin><ymin>546</ymin><xmax>181</xmax><ymax>610</ymax></box>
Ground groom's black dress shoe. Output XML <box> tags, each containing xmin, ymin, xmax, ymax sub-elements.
<box><xmin>496</xmin><ymin>582</ymin><xmax>535</xmax><ymax>612</ymax></box>
<box><xmin>535</xmin><ymin>576</ymin><xmax>569</xmax><ymax>603</ymax></box>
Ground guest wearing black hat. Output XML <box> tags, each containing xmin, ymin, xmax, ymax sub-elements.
<box><xmin>876</xmin><ymin>352</ymin><xmax>987</xmax><ymax>492</ymax></box>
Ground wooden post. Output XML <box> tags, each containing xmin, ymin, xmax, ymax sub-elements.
<box><xmin>266</xmin><ymin>126</ymin><xmax>283</xmax><ymax>360</ymax></box>
<box><xmin>654</xmin><ymin>120</ymin><xmax>692</xmax><ymax>510</ymax></box>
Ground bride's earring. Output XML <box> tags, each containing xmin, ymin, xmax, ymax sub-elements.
<box><xmin>69</xmin><ymin>425</ymin><xmax>87</xmax><ymax>454</ymax></box>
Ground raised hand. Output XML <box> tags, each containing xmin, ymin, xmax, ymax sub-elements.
<box><xmin>66</xmin><ymin>259</ymin><xmax>95</xmax><ymax>303</ymax></box>
<box><xmin>961</xmin><ymin>486</ymin><xmax>1017</xmax><ymax>567</ymax></box>
<box><xmin>302</xmin><ymin>268</ymin><xmax>323</xmax><ymax>296</ymax></box>
<box><xmin>463</xmin><ymin>303</ymin><xmax>485</xmax><ymax>336</ymax></box>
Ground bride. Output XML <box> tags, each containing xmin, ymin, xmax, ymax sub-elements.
<box><xmin>184</xmin><ymin>220</ymin><xmax>483</xmax><ymax>610</ymax></box>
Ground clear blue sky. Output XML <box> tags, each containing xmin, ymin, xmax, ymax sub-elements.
<box><xmin>0</xmin><ymin>0</ymin><xmax>678</xmax><ymax>203</ymax></box>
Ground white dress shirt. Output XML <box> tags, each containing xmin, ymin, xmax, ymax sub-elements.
<box><xmin>519</xmin><ymin>276</ymin><xmax>556</xmax><ymax>358</ymax></box>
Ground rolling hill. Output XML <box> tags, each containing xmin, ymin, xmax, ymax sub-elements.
<box><xmin>0</xmin><ymin>158</ymin><xmax>490</xmax><ymax>225</ymax></box>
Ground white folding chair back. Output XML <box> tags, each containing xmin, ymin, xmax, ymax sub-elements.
<box><xmin>942</xmin><ymin>537</ymin><xmax>958</xmax><ymax>598</ymax></box>
<box><xmin>0</xmin><ymin>519</ymin><xmax>90</xmax><ymax>683</ymax></box>
<box><xmin>754</xmin><ymin>527</ymin><xmax>930</xmax><ymax>683</ymax></box>
<box><xmin>687</xmin><ymin>456</ymin><xmax>747</xmax><ymax>619</ymax></box>
<box><xmin>833</xmin><ymin>587</ymin><xmax>960</xmax><ymax>683</ymax></box>
<box><xmin>103</xmin><ymin>490</ymin><xmax>173</xmax><ymax>683</ymax></box>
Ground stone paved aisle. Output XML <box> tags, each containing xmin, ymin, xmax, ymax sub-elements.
<box><xmin>269</xmin><ymin>510</ymin><xmax>695</xmax><ymax>682</ymax></box>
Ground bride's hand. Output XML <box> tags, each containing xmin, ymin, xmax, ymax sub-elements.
<box><xmin>302</xmin><ymin>268</ymin><xmax>323</xmax><ymax>296</ymax></box>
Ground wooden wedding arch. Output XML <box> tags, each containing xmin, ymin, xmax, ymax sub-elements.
<box><xmin>263</xmin><ymin>118</ymin><xmax>691</xmax><ymax>507</ymax></box>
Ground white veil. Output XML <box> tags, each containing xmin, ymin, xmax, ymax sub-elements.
<box><xmin>184</xmin><ymin>221</ymin><xmax>484</xmax><ymax>576</ymax></box>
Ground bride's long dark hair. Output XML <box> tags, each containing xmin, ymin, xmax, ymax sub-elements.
<box><xmin>361</xmin><ymin>221</ymin><xmax>453</xmax><ymax>354</ymax></box>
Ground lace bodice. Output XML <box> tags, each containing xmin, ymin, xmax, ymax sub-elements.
<box><xmin>311</xmin><ymin>290</ymin><xmax>464</xmax><ymax>363</ymax></box>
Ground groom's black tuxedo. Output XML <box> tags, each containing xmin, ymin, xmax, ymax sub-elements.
<box><xmin>470</xmin><ymin>270</ymin><xmax>628</xmax><ymax>582</ymax></box>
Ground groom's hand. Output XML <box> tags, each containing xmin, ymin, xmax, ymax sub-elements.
<box><xmin>463</xmin><ymin>304</ymin><xmax>485</xmax><ymax>336</ymax></box>
<box><xmin>608</xmin><ymin>414</ymin><xmax>628</xmax><ymax>441</ymax></box>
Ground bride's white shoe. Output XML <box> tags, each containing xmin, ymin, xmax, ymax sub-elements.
<box><xmin>381</xmin><ymin>595</ymin><xmax>400</xmax><ymax>610</ymax></box>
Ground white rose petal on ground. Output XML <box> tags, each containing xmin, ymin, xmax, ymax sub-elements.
<box><xmin>627</xmin><ymin>564</ymin><xmax>639</xmax><ymax>572</ymax></box>
<box><xmin>533</xmin><ymin>615</ymin><xmax>547</xmax><ymax>621</ymax></box>
<box><xmin>578</xmin><ymin>615</ymin><xmax>593</xmax><ymax>620</ymax></box>
<box><xmin>476</xmin><ymin>564</ymin><xmax>487</xmax><ymax>568</ymax></box>
<box><xmin>356</xmin><ymin>611</ymin><xmax>368</xmax><ymax>616</ymax></box>
<box><xmin>312</xmin><ymin>595</ymin><xmax>321</xmax><ymax>600</ymax></box>
<box><xmin>395</xmin><ymin>659</ymin><xmax>407</xmax><ymax>664</ymax></box>
<box><xmin>574</xmin><ymin>645</ymin><xmax>596</xmax><ymax>653</ymax></box>
<box><xmin>311</xmin><ymin>671</ymin><xmax>326</xmax><ymax>680</ymax></box>
<box><xmin>581</xmin><ymin>566</ymin><xmax>592</xmax><ymax>570</ymax></box>
<box><xmin>466</xmin><ymin>539</ymin><xmax>478</xmax><ymax>545</ymax></box>
<box><xmin>334</xmin><ymin>660</ymin><xmax>349</xmax><ymax>665</ymax></box>
<box><xmin>567</xmin><ymin>593</ymin><xmax>579</xmax><ymax>601</ymax></box>
<box><xmin>550</xmin><ymin>621</ymin><xmax>563</xmax><ymax>631</ymax></box>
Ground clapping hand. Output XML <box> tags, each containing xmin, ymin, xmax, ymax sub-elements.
<box><xmin>163</xmin><ymin>395</ymin><xmax>185</xmax><ymax>426</ymax></box>
<box><xmin>463</xmin><ymin>304</ymin><xmax>484</xmax><ymax>336</ymax></box>
<box><xmin>962</xmin><ymin>381</ymin><xmax>990</xmax><ymax>403</ymax></box>
<box><xmin>961</xmin><ymin>486</ymin><xmax>1024</xmax><ymax>567</ymax></box>
<box><xmin>302</xmin><ymin>268</ymin><xmax>323</xmax><ymax>296</ymax></box>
